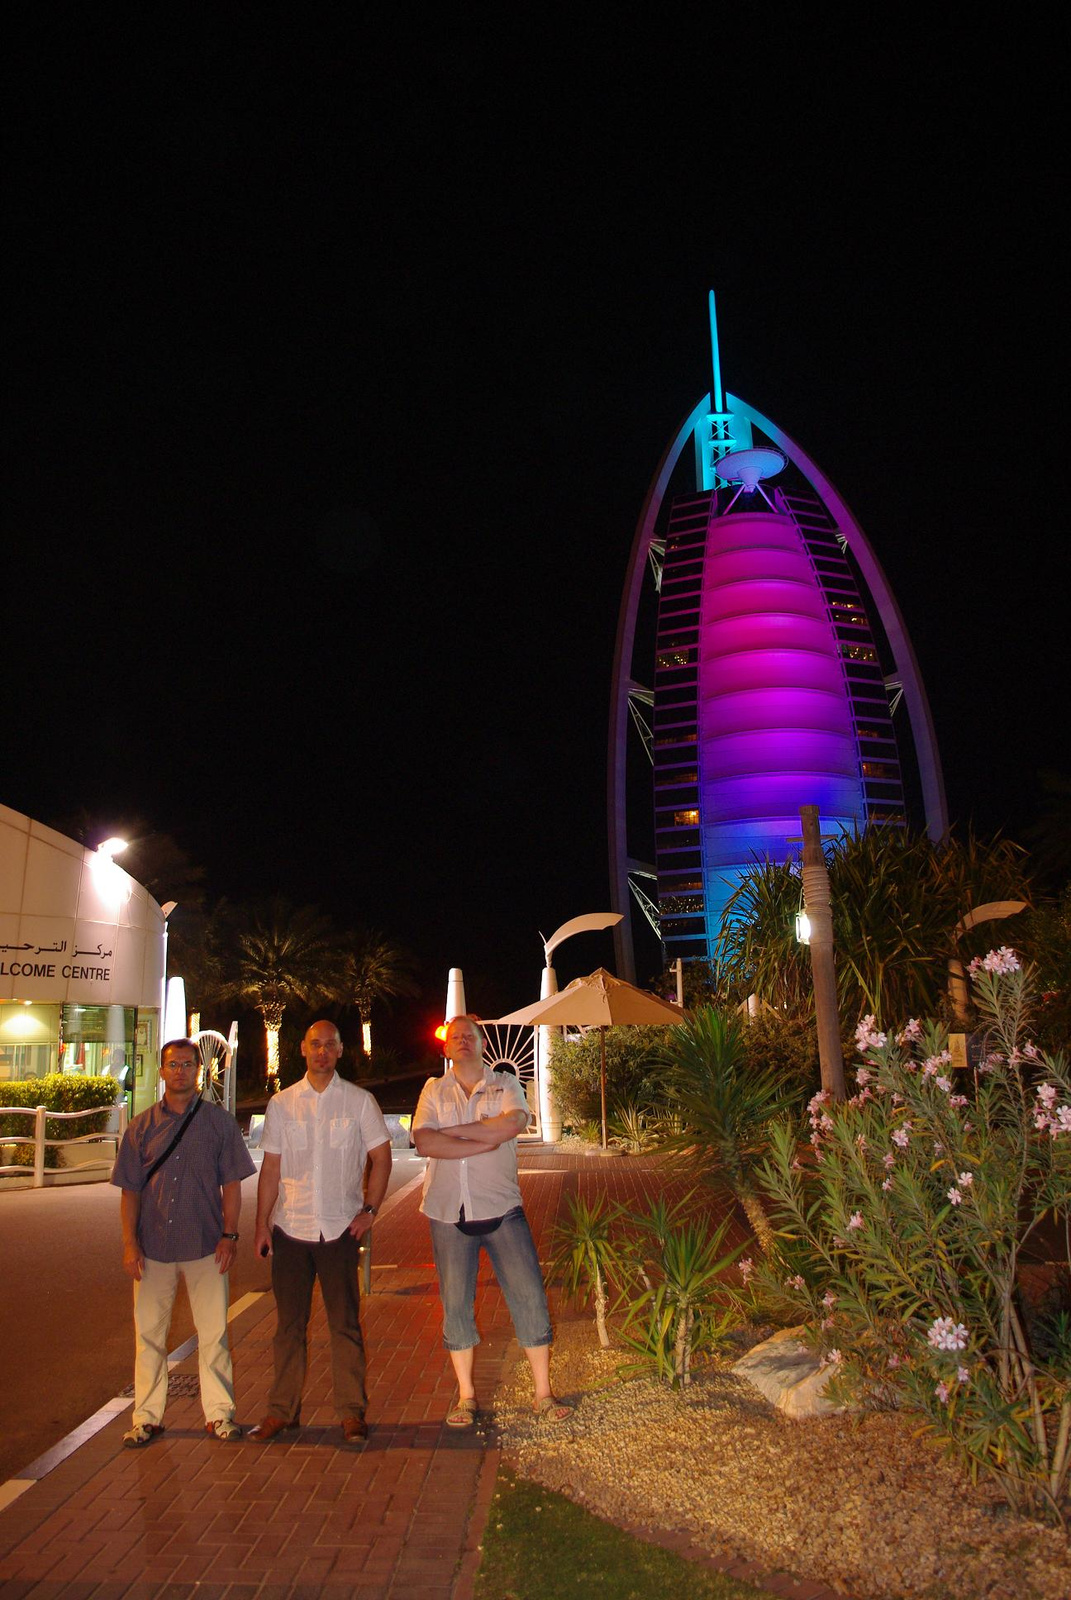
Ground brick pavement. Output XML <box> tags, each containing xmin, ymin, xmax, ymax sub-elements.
<box><xmin>0</xmin><ymin>1150</ymin><xmax>845</xmax><ymax>1600</ymax></box>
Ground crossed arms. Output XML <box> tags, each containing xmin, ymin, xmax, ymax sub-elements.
<box><xmin>412</xmin><ymin>1108</ymin><xmax>528</xmax><ymax>1160</ymax></box>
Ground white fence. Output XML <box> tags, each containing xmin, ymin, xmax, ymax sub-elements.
<box><xmin>0</xmin><ymin>1100</ymin><xmax>128</xmax><ymax>1187</ymax></box>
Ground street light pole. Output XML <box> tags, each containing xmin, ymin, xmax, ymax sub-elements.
<box><xmin>799</xmin><ymin>806</ymin><xmax>846</xmax><ymax>1101</ymax></box>
<box><xmin>535</xmin><ymin>912</ymin><xmax>622</xmax><ymax>1141</ymax></box>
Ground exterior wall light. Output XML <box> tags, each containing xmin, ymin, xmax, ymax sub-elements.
<box><xmin>795</xmin><ymin>910</ymin><xmax>812</xmax><ymax>945</ymax></box>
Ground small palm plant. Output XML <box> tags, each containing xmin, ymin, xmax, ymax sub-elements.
<box><xmin>550</xmin><ymin>1192</ymin><xmax>624</xmax><ymax>1348</ymax></box>
<box><xmin>617</xmin><ymin>1207</ymin><xmax>744</xmax><ymax>1387</ymax></box>
<box><xmin>659</xmin><ymin>1007</ymin><xmax>802</xmax><ymax>1256</ymax></box>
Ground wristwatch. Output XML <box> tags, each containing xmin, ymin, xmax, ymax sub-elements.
<box><xmin>360</xmin><ymin>1204</ymin><xmax>377</xmax><ymax>1217</ymax></box>
<box><xmin>221</xmin><ymin>1232</ymin><xmax>239</xmax><ymax>1240</ymax></box>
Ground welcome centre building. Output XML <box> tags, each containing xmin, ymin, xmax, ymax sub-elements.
<box><xmin>0</xmin><ymin>802</ymin><xmax>166</xmax><ymax>1118</ymax></box>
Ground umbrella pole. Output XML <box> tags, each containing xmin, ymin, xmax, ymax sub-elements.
<box><xmin>600</xmin><ymin>1026</ymin><xmax>608</xmax><ymax>1150</ymax></box>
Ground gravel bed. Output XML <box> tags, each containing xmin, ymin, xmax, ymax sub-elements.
<box><xmin>495</xmin><ymin>1320</ymin><xmax>1070</xmax><ymax>1600</ymax></box>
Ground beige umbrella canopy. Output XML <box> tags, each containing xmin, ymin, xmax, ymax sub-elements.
<box><xmin>496</xmin><ymin>968</ymin><xmax>685</xmax><ymax>1149</ymax></box>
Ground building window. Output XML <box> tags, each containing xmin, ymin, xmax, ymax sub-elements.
<box><xmin>671</xmin><ymin>810</ymin><xmax>699</xmax><ymax>827</ymax></box>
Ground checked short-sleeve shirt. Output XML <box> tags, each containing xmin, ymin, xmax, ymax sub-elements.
<box><xmin>112</xmin><ymin>1098</ymin><xmax>255</xmax><ymax>1262</ymax></box>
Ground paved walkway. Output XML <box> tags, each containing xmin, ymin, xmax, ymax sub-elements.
<box><xmin>0</xmin><ymin>1150</ymin><xmax>842</xmax><ymax>1600</ymax></box>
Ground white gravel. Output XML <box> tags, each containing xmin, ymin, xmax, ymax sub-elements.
<box><xmin>495</xmin><ymin>1320</ymin><xmax>1070</xmax><ymax>1600</ymax></box>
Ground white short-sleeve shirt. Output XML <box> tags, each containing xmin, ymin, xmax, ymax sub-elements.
<box><xmin>413</xmin><ymin>1066</ymin><xmax>529</xmax><ymax>1223</ymax></box>
<box><xmin>262</xmin><ymin>1073</ymin><xmax>390</xmax><ymax>1242</ymax></box>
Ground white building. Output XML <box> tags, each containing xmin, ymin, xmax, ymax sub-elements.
<box><xmin>0</xmin><ymin>803</ymin><xmax>166</xmax><ymax>1117</ymax></box>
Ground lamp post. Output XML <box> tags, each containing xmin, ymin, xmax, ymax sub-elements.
<box><xmin>535</xmin><ymin>913</ymin><xmax>622</xmax><ymax>1141</ymax></box>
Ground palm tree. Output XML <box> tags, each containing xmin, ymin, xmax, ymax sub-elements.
<box><xmin>658</xmin><ymin>1008</ymin><xmax>802</xmax><ymax>1256</ymax></box>
<box><xmin>339</xmin><ymin>928</ymin><xmax>417</xmax><ymax>1061</ymax></box>
<box><xmin>219</xmin><ymin>899</ymin><xmax>340</xmax><ymax>1091</ymax></box>
<box><xmin>716</xmin><ymin>826</ymin><xmax>1032</xmax><ymax>1026</ymax></box>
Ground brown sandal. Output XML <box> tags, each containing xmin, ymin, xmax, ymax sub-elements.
<box><xmin>446</xmin><ymin>1396</ymin><xmax>478</xmax><ymax>1428</ymax></box>
<box><xmin>532</xmin><ymin>1396</ymin><xmax>573</xmax><ymax>1422</ymax></box>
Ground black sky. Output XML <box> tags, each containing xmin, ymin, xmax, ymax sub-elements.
<box><xmin>4</xmin><ymin>15</ymin><xmax>1067</xmax><ymax>1030</ymax></box>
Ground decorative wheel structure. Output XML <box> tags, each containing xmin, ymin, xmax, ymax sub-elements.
<box><xmin>194</xmin><ymin>1028</ymin><xmax>236</xmax><ymax>1113</ymax></box>
<box><xmin>479</xmin><ymin>1021</ymin><xmax>539</xmax><ymax>1136</ymax></box>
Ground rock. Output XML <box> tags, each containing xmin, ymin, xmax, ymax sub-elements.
<box><xmin>731</xmin><ymin>1326</ymin><xmax>854</xmax><ymax>1418</ymax></box>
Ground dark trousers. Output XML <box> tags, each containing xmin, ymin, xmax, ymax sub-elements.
<box><xmin>268</xmin><ymin>1226</ymin><xmax>367</xmax><ymax>1422</ymax></box>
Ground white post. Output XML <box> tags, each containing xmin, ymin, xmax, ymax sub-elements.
<box><xmin>536</xmin><ymin>962</ymin><xmax>562</xmax><ymax>1143</ymax></box>
<box><xmin>444</xmin><ymin>969</ymin><xmax>467</xmax><ymax>1074</ymax></box>
<box><xmin>33</xmin><ymin>1105</ymin><xmax>46</xmax><ymax>1188</ymax></box>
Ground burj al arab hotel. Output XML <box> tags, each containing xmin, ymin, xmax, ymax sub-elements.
<box><xmin>608</xmin><ymin>293</ymin><xmax>946</xmax><ymax>983</ymax></box>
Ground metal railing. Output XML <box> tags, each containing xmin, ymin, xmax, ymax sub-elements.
<box><xmin>0</xmin><ymin>1100</ymin><xmax>128</xmax><ymax>1186</ymax></box>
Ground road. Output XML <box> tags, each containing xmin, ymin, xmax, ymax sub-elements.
<box><xmin>0</xmin><ymin>1148</ymin><xmax>427</xmax><ymax>1483</ymax></box>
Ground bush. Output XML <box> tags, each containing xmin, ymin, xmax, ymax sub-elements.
<box><xmin>752</xmin><ymin>952</ymin><xmax>1071</xmax><ymax>1525</ymax></box>
<box><xmin>550</xmin><ymin>1026</ymin><xmax>672</xmax><ymax>1129</ymax></box>
<box><xmin>0</xmin><ymin>1075</ymin><xmax>120</xmax><ymax>1168</ymax></box>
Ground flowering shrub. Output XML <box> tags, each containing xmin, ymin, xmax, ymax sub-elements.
<box><xmin>753</xmin><ymin>954</ymin><xmax>1071</xmax><ymax>1524</ymax></box>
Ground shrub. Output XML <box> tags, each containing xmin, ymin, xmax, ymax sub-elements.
<box><xmin>550</xmin><ymin>1027</ymin><xmax>672</xmax><ymax>1128</ymax></box>
<box><xmin>0</xmin><ymin>1075</ymin><xmax>120</xmax><ymax>1168</ymax></box>
<box><xmin>753</xmin><ymin>953</ymin><xmax>1071</xmax><ymax>1525</ymax></box>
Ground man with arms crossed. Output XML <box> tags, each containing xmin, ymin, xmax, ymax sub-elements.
<box><xmin>113</xmin><ymin>1036</ymin><xmax>255</xmax><ymax>1447</ymax></box>
<box><xmin>251</xmin><ymin>1020</ymin><xmax>392</xmax><ymax>1447</ymax></box>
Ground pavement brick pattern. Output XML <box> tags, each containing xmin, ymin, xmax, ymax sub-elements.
<box><xmin>0</xmin><ymin>1152</ymin><xmax>845</xmax><ymax>1599</ymax></box>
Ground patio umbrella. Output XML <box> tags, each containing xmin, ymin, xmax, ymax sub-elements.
<box><xmin>496</xmin><ymin>968</ymin><xmax>685</xmax><ymax>1149</ymax></box>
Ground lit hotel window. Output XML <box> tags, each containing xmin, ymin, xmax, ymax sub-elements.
<box><xmin>673</xmin><ymin>809</ymin><xmax>700</xmax><ymax>826</ymax></box>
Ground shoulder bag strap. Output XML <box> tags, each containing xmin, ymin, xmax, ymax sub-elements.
<box><xmin>142</xmin><ymin>1095</ymin><xmax>203</xmax><ymax>1186</ymax></box>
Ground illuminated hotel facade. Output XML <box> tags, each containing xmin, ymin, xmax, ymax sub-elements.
<box><xmin>608</xmin><ymin>295</ymin><xmax>945</xmax><ymax>981</ymax></box>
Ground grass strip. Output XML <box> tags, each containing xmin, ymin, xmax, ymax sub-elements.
<box><xmin>473</xmin><ymin>1465</ymin><xmax>770</xmax><ymax>1599</ymax></box>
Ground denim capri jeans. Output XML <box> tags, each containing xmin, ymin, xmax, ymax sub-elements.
<box><xmin>428</xmin><ymin>1205</ymin><xmax>552</xmax><ymax>1351</ymax></box>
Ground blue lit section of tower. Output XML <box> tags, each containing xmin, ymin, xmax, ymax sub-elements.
<box><xmin>608</xmin><ymin>295</ymin><xmax>946</xmax><ymax>979</ymax></box>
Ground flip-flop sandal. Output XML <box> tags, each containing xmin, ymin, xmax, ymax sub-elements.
<box><xmin>446</xmin><ymin>1396</ymin><xmax>478</xmax><ymax>1428</ymax></box>
<box><xmin>532</xmin><ymin>1396</ymin><xmax>573</xmax><ymax>1422</ymax></box>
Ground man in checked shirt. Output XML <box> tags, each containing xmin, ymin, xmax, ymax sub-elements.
<box><xmin>112</xmin><ymin>1037</ymin><xmax>255</xmax><ymax>1447</ymax></box>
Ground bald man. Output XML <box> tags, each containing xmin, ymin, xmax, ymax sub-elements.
<box><xmin>251</xmin><ymin>1021</ymin><xmax>392</xmax><ymax>1446</ymax></box>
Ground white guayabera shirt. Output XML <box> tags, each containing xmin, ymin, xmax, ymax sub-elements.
<box><xmin>414</xmin><ymin>1066</ymin><xmax>529</xmax><ymax>1223</ymax></box>
<box><xmin>262</xmin><ymin>1072</ymin><xmax>390</xmax><ymax>1242</ymax></box>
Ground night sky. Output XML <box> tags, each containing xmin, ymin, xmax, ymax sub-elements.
<box><xmin>5</xmin><ymin>16</ymin><xmax>1066</xmax><ymax>1038</ymax></box>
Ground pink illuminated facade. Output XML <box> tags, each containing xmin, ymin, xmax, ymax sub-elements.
<box><xmin>608</xmin><ymin>297</ymin><xmax>945</xmax><ymax>980</ymax></box>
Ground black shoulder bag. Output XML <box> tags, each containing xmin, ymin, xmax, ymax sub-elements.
<box><xmin>142</xmin><ymin>1096</ymin><xmax>203</xmax><ymax>1186</ymax></box>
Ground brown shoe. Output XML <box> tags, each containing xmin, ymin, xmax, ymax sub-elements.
<box><xmin>340</xmin><ymin>1415</ymin><xmax>368</xmax><ymax>1447</ymax></box>
<box><xmin>249</xmin><ymin>1415</ymin><xmax>297</xmax><ymax>1443</ymax></box>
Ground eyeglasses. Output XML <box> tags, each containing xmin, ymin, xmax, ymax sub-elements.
<box><xmin>162</xmin><ymin>1059</ymin><xmax>197</xmax><ymax>1071</ymax></box>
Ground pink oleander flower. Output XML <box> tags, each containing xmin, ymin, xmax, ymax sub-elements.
<box><xmin>1023</xmin><ymin>1041</ymin><xmax>1039</xmax><ymax>1059</ymax></box>
<box><xmin>957</xmin><ymin>1366</ymin><xmax>970</xmax><ymax>1384</ymax></box>
<box><xmin>738</xmin><ymin>1258</ymin><xmax>754</xmax><ymax>1283</ymax></box>
<box><xmin>1054</xmin><ymin>1106</ymin><xmax>1071</xmax><ymax>1133</ymax></box>
<box><xmin>891</xmin><ymin>1091</ymin><xmax>904</xmax><ymax>1104</ymax></box>
<box><xmin>979</xmin><ymin>946</ymin><xmax>1020</xmax><ymax>975</ymax></box>
<box><xmin>933</xmin><ymin>1142</ymin><xmax>944</xmax><ymax>1155</ymax></box>
<box><xmin>856</xmin><ymin>1066</ymin><xmax>873</xmax><ymax>1088</ymax></box>
<box><xmin>892</xmin><ymin>1125</ymin><xmax>911</xmax><ymax>1148</ymax></box>
<box><xmin>882</xmin><ymin>1178</ymin><xmax>893</xmax><ymax>1191</ymax></box>
<box><xmin>935</xmin><ymin>1381</ymin><xmax>950</xmax><ymax>1404</ymax></box>
<box><xmin>963</xmin><ymin>1120</ymin><xmax>973</xmax><ymax>1133</ymax></box>
<box><xmin>822</xmin><ymin>1290</ymin><xmax>836</xmax><ymax>1309</ymax></box>
<box><xmin>821</xmin><ymin>1315</ymin><xmax>835</xmax><ymax>1330</ymax></box>
<box><xmin>1036</xmin><ymin>1083</ymin><xmax>1058</xmax><ymax>1109</ymax></box>
<box><xmin>791</xmin><ymin>1157</ymin><xmax>802</xmax><ymax>1171</ymax></box>
<box><xmin>927</xmin><ymin>1317</ymin><xmax>969</xmax><ymax>1352</ymax></box>
<box><xmin>950</xmin><ymin>1094</ymin><xmax>968</xmax><ymax>1108</ymax></box>
<box><xmin>847</xmin><ymin>1211</ymin><xmax>864</xmax><ymax>1230</ymax></box>
<box><xmin>785</xmin><ymin>1274</ymin><xmax>805</xmax><ymax>1291</ymax></box>
<box><xmin>826</xmin><ymin>1348</ymin><xmax>843</xmax><ymax>1366</ymax></box>
<box><xmin>883</xmin><ymin>1151</ymin><xmax>896</xmax><ymax>1168</ymax></box>
<box><xmin>887</xmin><ymin>1353</ymin><xmax>900</xmax><ymax>1368</ymax></box>
<box><xmin>947</xmin><ymin>1186</ymin><xmax>962</xmax><ymax>1205</ymax></box>
<box><xmin>898</xmin><ymin>1017</ymin><xmax>922</xmax><ymax>1044</ymax></box>
<box><xmin>958</xmin><ymin>1171</ymin><xmax>973</xmax><ymax>1187</ymax></box>
<box><xmin>832</xmin><ymin>1236</ymin><xmax>846</xmax><ymax>1248</ymax></box>
<box><xmin>855</xmin><ymin>1133</ymin><xmax>867</xmax><ymax>1151</ymax></box>
<box><xmin>936</xmin><ymin>1075</ymin><xmax>952</xmax><ymax>1093</ymax></box>
<box><xmin>854</xmin><ymin>1015</ymin><xmax>887</xmax><ymax>1052</ymax></box>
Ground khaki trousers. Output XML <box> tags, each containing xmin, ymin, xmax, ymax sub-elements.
<box><xmin>132</xmin><ymin>1254</ymin><xmax>235</xmax><ymax>1426</ymax></box>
